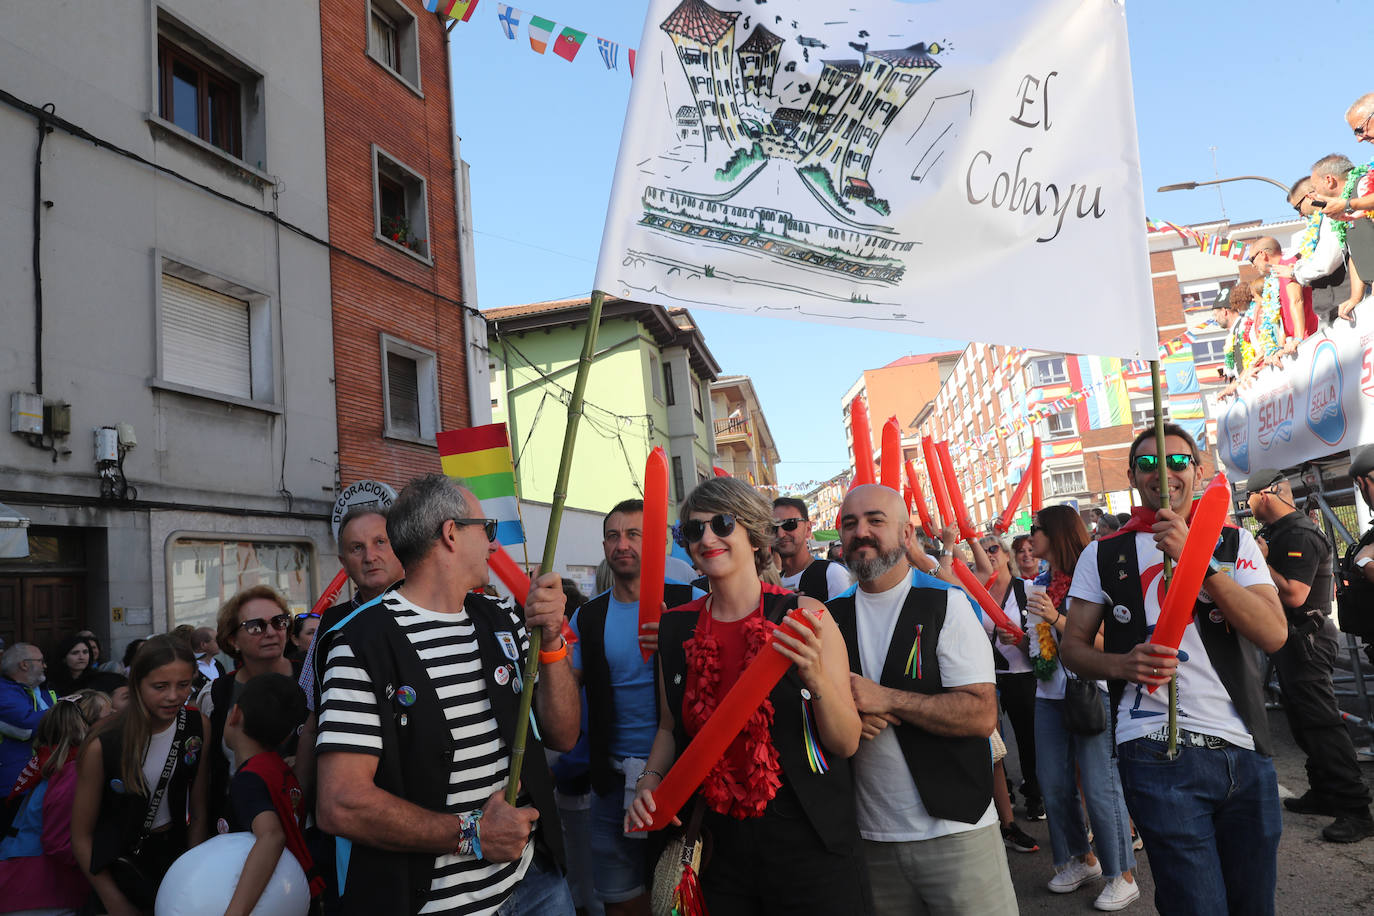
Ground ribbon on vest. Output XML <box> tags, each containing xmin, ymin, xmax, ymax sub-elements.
<box><xmin>1146</xmin><ymin>473</ymin><xmax>1231</xmax><ymax>693</ymax></box>
<box><xmin>631</xmin><ymin>607</ymin><xmax>819</xmax><ymax>832</ymax></box>
<box><xmin>639</xmin><ymin>447</ymin><xmax>670</xmax><ymax>662</ymax></box>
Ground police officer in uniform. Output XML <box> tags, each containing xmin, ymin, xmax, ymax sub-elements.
<box><xmin>1247</xmin><ymin>467</ymin><xmax>1373</xmax><ymax>843</ymax></box>
<box><xmin>1339</xmin><ymin>445</ymin><xmax>1374</xmax><ymax>665</ymax></box>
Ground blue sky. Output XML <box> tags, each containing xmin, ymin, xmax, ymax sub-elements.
<box><xmin>448</xmin><ymin>0</ymin><xmax>1367</xmax><ymax>490</ymax></box>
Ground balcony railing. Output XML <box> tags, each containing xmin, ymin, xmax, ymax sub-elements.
<box><xmin>714</xmin><ymin>416</ymin><xmax>749</xmax><ymax>437</ymax></box>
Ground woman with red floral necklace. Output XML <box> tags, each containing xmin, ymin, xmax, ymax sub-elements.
<box><xmin>627</xmin><ymin>477</ymin><xmax>864</xmax><ymax>914</ymax></box>
<box><xmin>1026</xmin><ymin>506</ymin><xmax>1139</xmax><ymax>911</ymax></box>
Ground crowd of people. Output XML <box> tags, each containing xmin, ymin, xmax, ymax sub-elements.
<box><xmin>1213</xmin><ymin>93</ymin><xmax>1374</xmax><ymax>399</ymax></box>
<box><xmin>2</xmin><ymin>425</ymin><xmax>1372</xmax><ymax>916</ymax></box>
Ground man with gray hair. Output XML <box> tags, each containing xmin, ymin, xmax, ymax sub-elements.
<box><xmin>1272</xmin><ymin>174</ymin><xmax>1351</xmax><ymax>326</ymax></box>
<box><xmin>316</xmin><ymin>473</ymin><xmax>580</xmax><ymax>916</ymax></box>
<box><xmin>0</xmin><ymin>642</ymin><xmax>55</xmax><ymax>791</ymax></box>
<box><xmin>826</xmin><ymin>484</ymin><xmax>1016</xmax><ymax>915</ymax></box>
<box><xmin>1312</xmin><ymin>151</ymin><xmax>1374</xmax><ymax>321</ymax></box>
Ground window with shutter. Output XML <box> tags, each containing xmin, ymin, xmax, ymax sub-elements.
<box><xmin>387</xmin><ymin>353</ymin><xmax>421</xmax><ymax>438</ymax></box>
<box><xmin>161</xmin><ymin>274</ymin><xmax>252</xmax><ymax>399</ymax></box>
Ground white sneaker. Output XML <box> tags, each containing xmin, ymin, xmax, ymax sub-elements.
<box><xmin>1093</xmin><ymin>875</ymin><xmax>1141</xmax><ymax>911</ymax></box>
<box><xmin>1048</xmin><ymin>858</ymin><xmax>1103</xmax><ymax>893</ymax></box>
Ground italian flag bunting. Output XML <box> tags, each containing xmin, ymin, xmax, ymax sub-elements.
<box><xmin>528</xmin><ymin>15</ymin><xmax>554</xmax><ymax>54</ymax></box>
<box><xmin>552</xmin><ymin>26</ymin><xmax>587</xmax><ymax>62</ymax></box>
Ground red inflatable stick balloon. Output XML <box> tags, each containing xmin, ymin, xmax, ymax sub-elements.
<box><xmin>921</xmin><ymin>437</ymin><xmax>955</xmax><ymax>530</ymax></box>
<box><xmin>993</xmin><ymin>437</ymin><xmax>1042</xmax><ymax>534</ymax></box>
<box><xmin>880</xmin><ymin>417</ymin><xmax>902</xmax><ymax>491</ymax></box>
<box><xmin>712</xmin><ymin>466</ymin><xmax>730</xmax><ymax>478</ymax></box>
<box><xmin>1029</xmin><ymin>438</ymin><xmax>1044</xmax><ymax>514</ymax></box>
<box><xmin>849</xmin><ymin>396</ymin><xmax>876</xmax><ymax>487</ymax></box>
<box><xmin>935</xmin><ymin>441</ymin><xmax>978</xmax><ymax>542</ymax></box>
<box><xmin>1146</xmin><ymin>473</ymin><xmax>1231</xmax><ymax>694</ymax></box>
<box><xmin>902</xmin><ymin>484</ymin><xmax>914</xmax><ymax>515</ymax></box>
<box><xmin>905</xmin><ymin>461</ymin><xmax>936</xmax><ymax>539</ymax></box>
<box><xmin>310</xmin><ymin>569</ymin><xmax>349</xmax><ymax>618</ymax></box>
<box><xmin>639</xmin><ymin>448</ymin><xmax>670</xmax><ymax>663</ymax></box>
<box><xmin>489</xmin><ymin>545</ymin><xmax>531</xmax><ymax>607</ymax></box>
<box><xmin>632</xmin><ymin>608</ymin><xmax>819</xmax><ymax>832</ymax></box>
<box><xmin>950</xmin><ymin>560</ymin><xmax>1025</xmax><ymax>642</ymax></box>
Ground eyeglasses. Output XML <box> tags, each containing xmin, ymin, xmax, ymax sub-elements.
<box><xmin>681</xmin><ymin>514</ymin><xmax>736</xmax><ymax>543</ymax></box>
<box><xmin>23</xmin><ymin>656</ymin><xmax>44</xmax><ymax>666</ymax></box>
<box><xmin>1029</xmin><ymin>524</ymin><xmax>1041</xmax><ymax>535</ymax></box>
<box><xmin>444</xmin><ymin>517</ymin><xmax>499</xmax><ymax>542</ymax></box>
<box><xmin>1353</xmin><ymin>112</ymin><xmax>1374</xmax><ymax>139</ymax></box>
<box><xmin>771</xmin><ymin>518</ymin><xmax>804</xmax><ymax>533</ymax></box>
<box><xmin>238</xmin><ymin>614</ymin><xmax>292</xmax><ymax>636</ymax></box>
<box><xmin>1133</xmin><ymin>453</ymin><xmax>1195</xmax><ymax>473</ymax></box>
<box><xmin>294</xmin><ymin>612</ymin><xmax>320</xmax><ymax>621</ymax></box>
<box><xmin>982</xmin><ymin>543</ymin><xmax>1002</xmax><ymax>554</ymax></box>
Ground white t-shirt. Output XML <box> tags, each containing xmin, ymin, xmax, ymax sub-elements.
<box><xmin>141</xmin><ymin>720</ymin><xmax>178</xmax><ymax>829</ymax></box>
<box><xmin>851</xmin><ymin>570</ymin><xmax>998</xmax><ymax>842</ymax></box>
<box><xmin>779</xmin><ymin>560</ymin><xmax>853</xmax><ymax>600</ymax></box>
<box><xmin>976</xmin><ymin>579</ymin><xmax>1033</xmax><ymax>675</ymax></box>
<box><xmin>1068</xmin><ymin>530</ymin><xmax>1275</xmax><ymax>749</ymax></box>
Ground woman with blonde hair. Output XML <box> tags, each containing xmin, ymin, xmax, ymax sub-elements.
<box><xmin>627</xmin><ymin>477</ymin><xmax>864</xmax><ymax>913</ymax></box>
<box><xmin>71</xmin><ymin>636</ymin><xmax>209</xmax><ymax>914</ymax></box>
<box><xmin>200</xmin><ymin>585</ymin><xmax>303</xmax><ymax>827</ymax></box>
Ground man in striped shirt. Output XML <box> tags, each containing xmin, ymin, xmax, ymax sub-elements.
<box><xmin>317</xmin><ymin>473</ymin><xmax>580</xmax><ymax>916</ymax></box>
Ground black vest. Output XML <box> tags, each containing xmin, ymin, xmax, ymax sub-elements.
<box><xmin>1337</xmin><ymin>524</ymin><xmax>1374</xmax><ymax>639</ymax></box>
<box><xmin>329</xmin><ymin>592</ymin><xmax>563</xmax><ymax>916</ymax></box>
<box><xmin>795</xmin><ymin>559</ymin><xmax>840</xmax><ymax>601</ymax></box>
<box><xmin>992</xmin><ymin>579</ymin><xmax>1028</xmax><ymax>673</ymax></box>
<box><xmin>577</xmin><ymin>581</ymin><xmax>697</xmax><ymax>796</ymax></box>
<box><xmin>1096</xmin><ymin>527</ymin><xmax>1272</xmax><ymax>756</ymax></box>
<box><xmin>657</xmin><ymin>589</ymin><xmax>859</xmax><ymax>856</ymax></box>
<box><xmin>90</xmin><ymin>711</ymin><xmax>205</xmax><ymax>875</ymax></box>
<box><xmin>829</xmin><ymin>577</ymin><xmax>994</xmax><ymax>824</ymax></box>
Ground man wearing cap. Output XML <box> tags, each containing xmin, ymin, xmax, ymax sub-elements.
<box><xmin>1248</xmin><ymin>468</ymin><xmax>1373</xmax><ymax>843</ymax></box>
<box><xmin>1338</xmin><ymin>445</ymin><xmax>1374</xmax><ymax>666</ymax></box>
<box><xmin>773</xmin><ymin>497</ymin><xmax>853</xmax><ymax>601</ymax></box>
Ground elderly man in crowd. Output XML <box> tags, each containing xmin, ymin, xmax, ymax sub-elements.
<box><xmin>0</xmin><ymin>643</ymin><xmax>55</xmax><ymax>792</ymax></box>
<box><xmin>1311</xmin><ymin>152</ymin><xmax>1373</xmax><ymax>321</ymax></box>
<box><xmin>1274</xmin><ymin>176</ymin><xmax>1351</xmax><ymax>327</ymax></box>
<box><xmin>316</xmin><ymin>474</ymin><xmax>579</xmax><ymax>916</ymax></box>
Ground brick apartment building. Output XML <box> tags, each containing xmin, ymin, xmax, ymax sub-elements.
<box><xmin>322</xmin><ymin>0</ymin><xmax>486</xmax><ymax>490</ymax></box>
<box><xmin>905</xmin><ymin>216</ymin><xmax>1303</xmax><ymax>532</ymax></box>
<box><xmin>841</xmin><ymin>352</ymin><xmax>961</xmax><ymax>476</ymax></box>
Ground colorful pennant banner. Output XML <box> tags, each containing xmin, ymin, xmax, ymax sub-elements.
<box><xmin>441</xmin><ymin>1</ymin><xmax>637</xmax><ymax>76</ymax></box>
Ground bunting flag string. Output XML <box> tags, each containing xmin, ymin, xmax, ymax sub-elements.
<box><xmin>1145</xmin><ymin>217</ymin><xmax>1251</xmax><ymax>262</ymax></box>
<box><xmin>440</xmin><ymin>1</ymin><xmax>637</xmax><ymax>78</ymax></box>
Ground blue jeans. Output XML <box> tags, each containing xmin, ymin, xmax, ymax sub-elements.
<box><xmin>590</xmin><ymin>780</ymin><xmax>649</xmax><ymax>903</ymax></box>
<box><xmin>495</xmin><ymin>852</ymin><xmax>576</xmax><ymax>915</ymax></box>
<box><xmin>1117</xmin><ymin>736</ymin><xmax>1281</xmax><ymax>916</ymax></box>
<box><xmin>1034</xmin><ymin>695</ymin><xmax>1135</xmax><ymax>876</ymax></box>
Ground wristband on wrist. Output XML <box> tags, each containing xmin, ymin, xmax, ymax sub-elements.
<box><xmin>539</xmin><ymin>637</ymin><xmax>569</xmax><ymax>664</ymax></box>
<box><xmin>636</xmin><ymin>769</ymin><xmax>664</xmax><ymax>784</ymax></box>
<box><xmin>456</xmin><ymin>809</ymin><xmax>483</xmax><ymax>859</ymax></box>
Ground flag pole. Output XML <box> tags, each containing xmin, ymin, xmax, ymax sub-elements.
<box><xmin>1149</xmin><ymin>359</ymin><xmax>1179</xmax><ymax>759</ymax></box>
<box><xmin>506</xmin><ymin>289</ymin><xmax>606</xmax><ymax>804</ymax></box>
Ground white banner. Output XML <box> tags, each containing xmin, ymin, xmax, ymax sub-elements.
<box><xmin>594</xmin><ymin>0</ymin><xmax>1155</xmax><ymax>358</ymax></box>
<box><xmin>1217</xmin><ymin>307</ymin><xmax>1374</xmax><ymax>476</ymax></box>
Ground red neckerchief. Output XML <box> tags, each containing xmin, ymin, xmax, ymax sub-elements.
<box><xmin>682</xmin><ymin>589</ymin><xmax>783</xmax><ymax>819</ymax></box>
<box><xmin>7</xmin><ymin>745</ymin><xmax>78</xmax><ymax>799</ymax></box>
<box><xmin>1115</xmin><ymin>499</ymin><xmax>1202</xmax><ymax>536</ymax></box>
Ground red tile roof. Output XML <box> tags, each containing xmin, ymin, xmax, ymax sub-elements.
<box><xmin>882</xmin><ymin>350</ymin><xmax>961</xmax><ymax>369</ymax></box>
<box><xmin>738</xmin><ymin>24</ymin><xmax>783</xmax><ymax>54</ymax></box>
<box><xmin>660</xmin><ymin>0</ymin><xmax>738</xmax><ymax>47</ymax></box>
<box><xmin>868</xmin><ymin>44</ymin><xmax>940</xmax><ymax>69</ymax></box>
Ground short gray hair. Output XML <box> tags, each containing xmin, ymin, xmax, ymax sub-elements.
<box><xmin>386</xmin><ymin>473</ymin><xmax>474</xmax><ymax>569</ymax></box>
<box><xmin>1348</xmin><ymin>93</ymin><xmax>1374</xmax><ymax>123</ymax></box>
<box><xmin>1312</xmin><ymin>153</ymin><xmax>1354</xmax><ymax>179</ymax></box>
<box><xmin>1</xmin><ymin>643</ymin><xmax>36</xmax><ymax>678</ymax></box>
<box><xmin>336</xmin><ymin>506</ymin><xmax>388</xmax><ymax>558</ymax></box>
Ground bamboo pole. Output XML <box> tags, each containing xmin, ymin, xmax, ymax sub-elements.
<box><xmin>505</xmin><ymin>290</ymin><xmax>606</xmax><ymax>804</ymax></box>
<box><xmin>1149</xmin><ymin>360</ymin><xmax>1179</xmax><ymax>758</ymax></box>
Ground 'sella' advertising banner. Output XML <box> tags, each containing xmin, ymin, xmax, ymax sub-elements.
<box><xmin>1218</xmin><ymin>308</ymin><xmax>1374</xmax><ymax>475</ymax></box>
<box><xmin>595</xmin><ymin>0</ymin><xmax>1156</xmax><ymax>358</ymax></box>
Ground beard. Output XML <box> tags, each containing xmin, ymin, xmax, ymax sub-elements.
<box><xmin>845</xmin><ymin>539</ymin><xmax>907</xmax><ymax>583</ymax></box>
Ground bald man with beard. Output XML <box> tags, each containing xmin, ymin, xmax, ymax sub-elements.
<box><xmin>826</xmin><ymin>485</ymin><xmax>1015</xmax><ymax>914</ymax></box>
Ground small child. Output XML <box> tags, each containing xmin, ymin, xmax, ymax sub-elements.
<box><xmin>222</xmin><ymin>673</ymin><xmax>323</xmax><ymax>916</ymax></box>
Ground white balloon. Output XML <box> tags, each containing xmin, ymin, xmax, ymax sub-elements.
<box><xmin>155</xmin><ymin>832</ymin><xmax>310</xmax><ymax>916</ymax></box>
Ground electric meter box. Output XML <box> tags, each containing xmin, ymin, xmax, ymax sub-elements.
<box><xmin>10</xmin><ymin>392</ymin><xmax>43</xmax><ymax>435</ymax></box>
<box><xmin>95</xmin><ymin>427</ymin><xmax>119</xmax><ymax>463</ymax></box>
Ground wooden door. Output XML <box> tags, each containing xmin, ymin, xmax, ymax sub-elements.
<box><xmin>0</xmin><ymin>576</ymin><xmax>85</xmax><ymax>655</ymax></box>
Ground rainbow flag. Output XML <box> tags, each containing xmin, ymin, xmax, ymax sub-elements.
<box><xmin>436</xmin><ymin>423</ymin><xmax>525</xmax><ymax>546</ymax></box>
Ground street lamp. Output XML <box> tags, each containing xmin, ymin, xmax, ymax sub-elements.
<box><xmin>1158</xmin><ymin>175</ymin><xmax>1290</xmax><ymax>194</ymax></box>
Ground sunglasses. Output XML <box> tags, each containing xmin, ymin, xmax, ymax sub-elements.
<box><xmin>443</xmin><ymin>517</ymin><xmax>499</xmax><ymax>542</ymax></box>
<box><xmin>771</xmin><ymin>518</ymin><xmax>804</xmax><ymax>533</ymax></box>
<box><xmin>1029</xmin><ymin>524</ymin><xmax>1041</xmax><ymax>535</ymax></box>
<box><xmin>682</xmin><ymin>514</ymin><xmax>736</xmax><ymax>543</ymax></box>
<box><xmin>1132</xmin><ymin>453</ymin><xmax>1195</xmax><ymax>473</ymax></box>
<box><xmin>239</xmin><ymin>613</ymin><xmax>292</xmax><ymax>636</ymax></box>
<box><xmin>294</xmin><ymin>612</ymin><xmax>321</xmax><ymax>621</ymax></box>
<box><xmin>1354</xmin><ymin>112</ymin><xmax>1374</xmax><ymax>139</ymax></box>
<box><xmin>982</xmin><ymin>543</ymin><xmax>1002</xmax><ymax>554</ymax></box>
